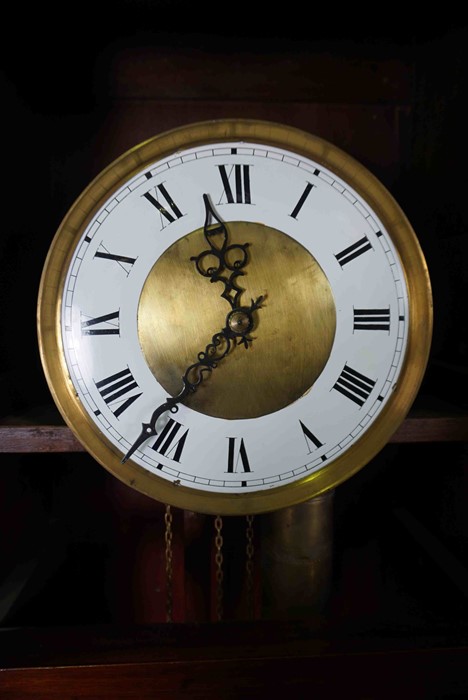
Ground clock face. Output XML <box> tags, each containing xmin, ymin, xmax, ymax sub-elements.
<box><xmin>38</xmin><ymin>120</ymin><xmax>432</xmax><ymax>514</ymax></box>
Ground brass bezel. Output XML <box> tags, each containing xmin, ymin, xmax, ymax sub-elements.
<box><xmin>37</xmin><ymin>119</ymin><xmax>433</xmax><ymax>515</ymax></box>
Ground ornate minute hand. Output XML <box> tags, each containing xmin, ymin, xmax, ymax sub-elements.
<box><xmin>121</xmin><ymin>297</ymin><xmax>263</xmax><ymax>464</ymax></box>
<box><xmin>122</xmin><ymin>199</ymin><xmax>264</xmax><ymax>464</ymax></box>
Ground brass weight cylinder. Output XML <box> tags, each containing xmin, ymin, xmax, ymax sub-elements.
<box><xmin>261</xmin><ymin>492</ymin><xmax>334</xmax><ymax>619</ymax></box>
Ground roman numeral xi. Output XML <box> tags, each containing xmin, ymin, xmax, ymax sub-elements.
<box><xmin>143</xmin><ymin>182</ymin><xmax>184</xmax><ymax>228</ymax></box>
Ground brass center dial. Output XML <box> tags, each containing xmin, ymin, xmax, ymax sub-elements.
<box><xmin>138</xmin><ymin>222</ymin><xmax>336</xmax><ymax>419</ymax></box>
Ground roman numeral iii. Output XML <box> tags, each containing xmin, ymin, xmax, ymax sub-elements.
<box><xmin>353</xmin><ymin>308</ymin><xmax>390</xmax><ymax>331</ymax></box>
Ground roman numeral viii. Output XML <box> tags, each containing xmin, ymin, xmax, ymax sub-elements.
<box><xmin>333</xmin><ymin>364</ymin><xmax>376</xmax><ymax>407</ymax></box>
<box><xmin>217</xmin><ymin>164</ymin><xmax>252</xmax><ymax>204</ymax></box>
<box><xmin>95</xmin><ymin>368</ymin><xmax>142</xmax><ymax>417</ymax></box>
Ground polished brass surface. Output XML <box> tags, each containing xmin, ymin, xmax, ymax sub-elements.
<box><xmin>38</xmin><ymin>119</ymin><xmax>433</xmax><ymax>515</ymax></box>
<box><xmin>138</xmin><ymin>222</ymin><xmax>335</xmax><ymax>419</ymax></box>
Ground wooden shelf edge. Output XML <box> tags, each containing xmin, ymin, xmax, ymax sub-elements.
<box><xmin>0</xmin><ymin>425</ymin><xmax>84</xmax><ymax>453</ymax></box>
<box><xmin>0</xmin><ymin>414</ymin><xmax>467</xmax><ymax>453</ymax></box>
<box><xmin>390</xmin><ymin>413</ymin><xmax>468</xmax><ymax>443</ymax></box>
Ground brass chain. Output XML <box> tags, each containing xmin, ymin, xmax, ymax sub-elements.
<box><xmin>164</xmin><ymin>510</ymin><xmax>253</xmax><ymax>623</ymax></box>
<box><xmin>214</xmin><ymin>515</ymin><xmax>224</xmax><ymax>622</ymax></box>
<box><xmin>245</xmin><ymin>514</ymin><xmax>255</xmax><ymax>618</ymax></box>
<box><xmin>164</xmin><ymin>504</ymin><xmax>173</xmax><ymax>623</ymax></box>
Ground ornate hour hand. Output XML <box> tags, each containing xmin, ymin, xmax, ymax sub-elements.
<box><xmin>191</xmin><ymin>194</ymin><xmax>251</xmax><ymax>309</ymax></box>
<box><xmin>121</xmin><ymin>296</ymin><xmax>263</xmax><ymax>464</ymax></box>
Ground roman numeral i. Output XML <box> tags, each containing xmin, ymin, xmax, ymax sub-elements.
<box><xmin>290</xmin><ymin>182</ymin><xmax>315</xmax><ymax>219</ymax></box>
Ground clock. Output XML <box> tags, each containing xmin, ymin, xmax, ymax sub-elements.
<box><xmin>37</xmin><ymin>119</ymin><xmax>432</xmax><ymax>515</ymax></box>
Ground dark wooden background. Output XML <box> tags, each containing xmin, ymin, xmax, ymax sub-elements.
<box><xmin>1</xmin><ymin>4</ymin><xmax>468</xmax><ymax>697</ymax></box>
